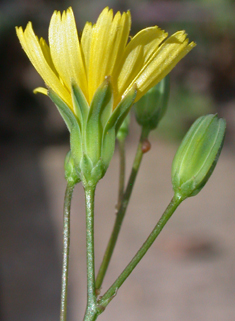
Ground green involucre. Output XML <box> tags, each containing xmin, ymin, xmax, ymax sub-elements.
<box><xmin>49</xmin><ymin>78</ymin><xmax>137</xmax><ymax>187</ymax></box>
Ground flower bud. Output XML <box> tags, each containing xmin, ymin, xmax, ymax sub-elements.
<box><xmin>171</xmin><ymin>114</ymin><xmax>226</xmax><ymax>200</ymax></box>
<box><xmin>134</xmin><ymin>75</ymin><xmax>170</xmax><ymax>131</ymax></box>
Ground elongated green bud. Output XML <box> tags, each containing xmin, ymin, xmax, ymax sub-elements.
<box><xmin>171</xmin><ymin>114</ymin><xmax>226</xmax><ymax>201</ymax></box>
<box><xmin>134</xmin><ymin>75</ymin><xmax>170</xmax><ymax>131</ymax></box>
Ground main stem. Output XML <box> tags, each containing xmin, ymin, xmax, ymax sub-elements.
<box><xmin>60</xmin><ymin>183</ymin><xmax>74</xmax><ymax>321</ymax></box>
<box><xmin>83</xmin><ymin>186</ymin><xmax>98</xmax><ymax>321</ymax></box>
<box><xmin>98</xmin><ymin>195</ymin><xmax>183</xmax><ymax>309</ymax></box>
<box><xmin>95</xmin><ymin>127</ymin><xmax>150</xmax><ymax>290</ymax></box>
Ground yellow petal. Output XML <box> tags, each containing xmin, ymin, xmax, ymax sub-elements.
<box><xmin>88</xmin><ymin>7</ymin><xmax>114</xmax><ymax>102</ymax></box>
<box><xmin>113</xmin><ymin>45</ymin><xmax>143</xmax><ymax>107</ymax></box>
<box><xmin>49</xmin><ymin>11</ymin><xmax>70</xmax><ymax>90</ymax></box>
<box><xmin>103</xmin><ymin>11</ymin><xmax>131</xmax><ymax>78</ymax></box>
<box><xmin>62</xmin><ymin>8</ymin><xmax>88</xmax><ymax>99</ymax></box>
<box><xmin>114</xmin><ymin>26</ymin><xmax>168</xmax><ymax>105</ymax></box>
<box><xmin>126</xmin><ymin>31</ymin><xmax>196</xmax><ymax>101</ymax></box>
<box><xmin>87</xmin><ymin>8</ymin><xmax>131</xmax><ymax>106</ymax></box>
<box><xmin>39</xmin><ymin>37</ymin><xmax>58</xmax><ymax>76</ymax></box>
<box><xmin>16</xmin><ymin>23</ymin><xmax>72</xmax><ymax>107</ymax></box>
<box><xmin>81</xmin><ymin>21</ymin><xmax>93</xmax><ymax>77</ymax></box>
<box><xmin>34</xmin><ymin>87</ymin><xmax>48</xmax><ymax>95</ymax></box>
<box><xmin>16</xmin><ymin>7</ymin><xmax>196</xmax><ymax>113</ymax></box>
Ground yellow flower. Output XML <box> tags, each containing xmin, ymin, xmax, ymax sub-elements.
<box><xmin>16</xmin><ymin>7</ymin><xmax>195</xmax><ymax>113</ymax></box>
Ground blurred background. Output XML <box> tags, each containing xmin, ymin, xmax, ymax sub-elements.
<box><xmin>1</xmin><ymin>0</ymin><xmax>235</xmax><ymax>320</ymax></box>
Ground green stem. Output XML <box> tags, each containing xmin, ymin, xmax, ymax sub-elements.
<box><xmin>60</xmin><ymin>183</ymin><xmax>75</xmax><ymax>321</ymax></box>
<box><xmin>98</xmin><ymin>195</ymin><xmax>183</xmax><ymax>309</ymax></box>
<box><xmin>116</xmin><ymin>137</ymin><xmax>126</xmax><ymax>211</ymax></box>
<box><xmin>83</xmin><ymin>186</ymin><xmax>98</xmax><ymax>321</ymax></box>
<box><xmin>95</xmin><ymin>127</ymin><xmax>150</xmax><ymax>290</ymax></box>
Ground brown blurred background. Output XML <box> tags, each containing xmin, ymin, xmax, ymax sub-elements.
<box><xmin>1</xmin><ymin>0</ymin><xmax>235</xmax><ymax>320</ymax></box>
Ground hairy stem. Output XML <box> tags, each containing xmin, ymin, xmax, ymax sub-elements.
<box><xmin>60</xmin><ymin>183</ymin><xmax>75</xmax><ymax>321</ymax></box>
<box><xmin>83</xmin><ymin>186</ymin><xmax>98</xmax><ymax>321</ymax></box>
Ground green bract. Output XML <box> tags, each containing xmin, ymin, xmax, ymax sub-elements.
<box><xmin>171</xmin><ymin>114</ymin><xmax>226</xmax><ymax>200</ymax></box>
<box><xmin>48</xmin><ymin>78</ymin><xmax>137</xmax><ymax>188</ymax></box>
<box><xmin>64</xmin><ymin>151</ymin><xmax>81</xmax><ymax>186</ymax></box>
<box><xmin>134</xmin><ymin>75</ymin><xmax>170</xmax><ymax>131</ymax></box>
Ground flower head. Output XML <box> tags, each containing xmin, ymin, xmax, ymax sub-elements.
<box><xmin>16</xmin><ymin>7</ymin><xmax>195</xmax><ymax>187</ymax></box>
<box><xmin>16</xmin><ymin>7</ymin><xmax>195</xmax><ymax>113</ymax></box>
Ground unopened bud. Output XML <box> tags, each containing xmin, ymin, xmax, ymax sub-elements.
<box><xmin>171</xmin><ymin>114</ymin><xmax>226</xmax><ymax>200</ymax></box>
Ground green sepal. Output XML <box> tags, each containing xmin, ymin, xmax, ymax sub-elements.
<box><xmin>85</xmin><ymin>78</ymin><xmax>113</xmax><ymax>164</ymax></box>
<box><xmin>171</xmin><ymin>114</ymin><xmax>226</xmax><ymax>200</ymax></box>
<box><xmin>79</xmin><ymin>153</ymin><xmax>93</xmax><ymax>184</ymax></box>
<box><xmin>99</xmin><ymin>78</ymin><xmax>113</xmax><ymax>129</ymax></box>
<box><xmin>64</xmin><ymin>151</ymin><xmax>81</xmax><ymax>186</ymax></box>
<box><xmin>48</xmin><ymin>88</ymin><xmax>81</xmax><ymax>133</ymax></box>
<box><xmin>90</xmin><ymin>160</ymin><xmax>106</xmax><ymax>186</ymax></box>
<box><xmin>71</xmin><ymin>82</ymin><xmax>89</xmax><ymax>132</ymax></box>
<box><xmin>70</xmin><ymin>125</ymin><xmax>83</xmax><ymax>178</ymax></box>
<box><xmin>99</xmin><ymin>88</ymin><xmax>136</xmax><ymax>171</ymax></box>
<box><xmin>134</xmin><ymin>75</ymin><xmax>170</xmax><ymax>131</ymax></box>
<box><xmin>104</xmin><ymin>86</ymin><xmax>137</xmax><ymax>135</ymax></box>
<box><xmin>48</xmin><ymin>88</ymin><xmax>83</xmax><ymax>179</ymax></box>
<box><xmin>78</xmin><ymin>154</ymin><xmax>106</xmax><ymax>188</ymax></box>
<box><xmin>101</xmin><ymin>127</ymin><xmax>116</xmax><ymax>170</ymax></box>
